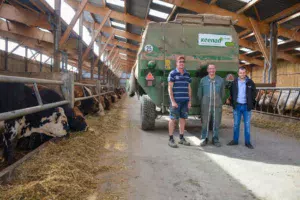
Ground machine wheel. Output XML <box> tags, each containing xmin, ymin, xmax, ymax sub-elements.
<box><xmin>141</xmin><ymin>95</ymin><xmax>156</xmax><ymax>130</ymax></box>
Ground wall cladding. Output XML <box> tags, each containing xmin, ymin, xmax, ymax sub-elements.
<box><xmin>250</xmin><ymin>61</ymin><xmax>300</xmax><ymax>87</ymax></box>
<box><xmin>0</xmin><ymin>51</ymin><xmax>52</xmax><ymax>73</ymax></box>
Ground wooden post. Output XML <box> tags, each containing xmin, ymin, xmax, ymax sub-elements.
<box><xmin>50</xmin><ymin>57</ymin><xmax>53</xmax><ymax>72</ymax></box>
<box><xmin>25</xmin><ymin>46</ymin><xmax>28</xmax><ymax>72</ymax></box>
<box><xmin>78</xmin><ymin>13</ymin><xmax>83</xmax><ymax>81</ymax></box>
<box><xmin>90</xmin><ymin>50</ymin><xmax>94</xmax><ymax>80</ymax></box>
<box><xmin>53</xmin><ymin>0</ymin><xmax>61</xmax><ymax>72</ymax></box>
<box><xmin>106</xmin><ymin>69</ymin><xmax>109</xmax><ymax>85</ymax></box>
<box><xmin>96</xmin><ymin>80</ymin><xmax>102</xmax><ymax>102</ymax></box>
<box><xmin>40</xmin><ymin>53</ymin><xmax>43</xmax><ymax>72</ymax></box>
<box><xmin>269</xmin><ymin>22</ymin><xmax>278</xmax><ymax>84</ymax></box>
<box><xmin>4</xmin><ymin>37</ymin><xmax>8</xmax><ymax>71</ymax></box>
<box><xmin>61</xmin><ymin>72</ymin><xmax>74</xmax><ymax>108</ymax></box>
<box><xmin>262</xmin><ymin>34</ymin><xmax>268</xmax><ymax>83</ymax></box>
<box><xmin>98</xmin><ymin>62</ymin><xmax>101</xmax><ymax>80</ymax></box>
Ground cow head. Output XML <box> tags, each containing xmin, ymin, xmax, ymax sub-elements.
<box><xmin>69</xmin><ymin>106</ymin><xmax>88</xmax><ymax>131</ymax></box>
<box><xmin>52</xmin><ymin>107</ymin><xmax>70</xmax><ymax>137</ymax></box>
<box><xmin>81</xmin><ymin>87</ymin><xmax>100</xmax><ymax>115</ymax></box>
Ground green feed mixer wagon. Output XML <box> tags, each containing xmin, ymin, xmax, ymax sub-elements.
<box><xmin>129</xmin><ymin>14</ymin><xmax>239</xmax><ymax>130</ymax></box>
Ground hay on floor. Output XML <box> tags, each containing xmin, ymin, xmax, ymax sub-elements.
<box><xmin>0</xmin><ymin>99</ymin><xmax>126</xmax><ymax>200</ymax></box>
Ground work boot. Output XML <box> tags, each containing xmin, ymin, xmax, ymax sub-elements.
<box><xmin>227</xmin><ymin>140</ymin><xmax>238</xmax><ymax>146</ymax></box>
<box><xmin>245</xmin><ymin>143</ymin><xmax>254</xmax><ymax>149</ymax></box>
<box><xmin>199</xmin><ymin>138</ymin><xmax>208</xmax><ymax>147</ymax></box>
<box><xmin>168</xmin><ymin>138</ymin><xmax>178</xmax><ymax>148</ymax></box>
<box><xmin>178</xmin><ymin>137</ymin><xmax>190</xmax><ymax>146</ymax></box>
<box><xmin>212</xmin><ymin>139</ymin><xmax>221</xmax><ymax>147</ymax></box>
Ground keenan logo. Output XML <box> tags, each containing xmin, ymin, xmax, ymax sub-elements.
<box><xmin>201</xmin><ymin>37</ymin><xmax>223</xmax><ymax>43</ymax></box>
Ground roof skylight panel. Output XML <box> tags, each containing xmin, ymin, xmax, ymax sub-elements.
<box><xmin>106</xmin><ymin>0</ymin><xmax>124</xmax><ymax>7</ymax></box>
<box><xmin>149</xmin><ymin>9</ymin><xmax>169</xmax><ymax>19</ymax></box>
<box><xmin>111</xmin><ymin>21</ymin><xmax>126</xmax><ymax>29</ymax></box>
<box><xmin>152</xmin><ymin>0</ymin><xmax>174</xmax><ymax>8</ymax></box>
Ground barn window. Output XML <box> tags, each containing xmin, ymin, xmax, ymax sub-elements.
<box><xmin>152</xmin><ymin>0</ymin><xmax>174</xmax><ymax>8</ymax></box>
<box><xmin>240</xmin><ymin>47</ymin><xmax>254</xmax><ymax>53</ymax></box>
<box><xmin>106</xmin><ymin>0</ymin><xmax>124</xmax><ymax>7</ymax></box>
<box><xmin>38</xmin><ymin>27</ymin><xmax>51</xmax><ymax>33</ymax></box>
<box><xmin>237</xmin><ymin>0</ymin><xmax>252</xmax><ymax>3</ymax></box>
<box><xmin>111</xmin><ymin>21</ymin><xmax>126</xmax><ymax>29</ymax></box>
<box><xmin>0</xmin><ymin>38</ymin><xmax>5</xmax><ymax>51</ymax></box>
<box><xmin>149</xmin><ymin>9</ymin><xmax>169</xmax><ymax>19</ymax></box>
<box><xmin>94</xmin><ymin>43</ymin><xmax>100</xmax><ymax>56</ymax></box>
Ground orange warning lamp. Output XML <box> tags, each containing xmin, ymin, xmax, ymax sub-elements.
<box><xmin>146</xmin><ymin>72</ymin><xmax>155</xmax><ymax>86</ymax></box>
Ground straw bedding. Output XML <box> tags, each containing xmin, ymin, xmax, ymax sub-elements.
<box><xmin>0</xmin><ymin>98</ymin><xmax>127</xmax><ymax>200</ymax></box>
<box><xmin>223</xmin><ymin>106</ymin><xmax>300</xmax><ymax>140</ymax></box>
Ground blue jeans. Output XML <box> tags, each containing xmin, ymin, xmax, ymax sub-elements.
<box><xmin>169</xmin><ymin>101</ymin><xmax>189</xmax><ymax>120</ymax></box>
<box><xmin>233</xmin><ymin>104</ymin><xmax>252</xmax><ymax>144</ymax></box>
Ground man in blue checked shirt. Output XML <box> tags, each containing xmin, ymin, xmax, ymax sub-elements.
<box><xmin>167</xmin><ymin>55</ymin><xmax>192</xmax><ymax>148</ymax></box>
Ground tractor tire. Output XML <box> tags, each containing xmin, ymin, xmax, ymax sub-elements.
<box><xmin>141</xmin><ymin>95</ymin><xmax>156</xmax><ymax>130</ymax></box>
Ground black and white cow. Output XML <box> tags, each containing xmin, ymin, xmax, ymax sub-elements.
<box><xmin>15</xmin><ymin>85</ymin><xmax>89</xmax><ymax>152</ymax></box>
<box><xmin>0</xmin><ymin>83</ymin><xmax>70</xmax><ymax>164</ymax></box>
<box><xmin>36</xmin><ymin>85</ymin><xmax>88</xmax><ymax>132</ymax></box>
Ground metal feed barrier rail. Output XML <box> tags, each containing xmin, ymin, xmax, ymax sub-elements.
<box><xmin>0</xmin><ymin>73</ymin><xmax>115</xmax><ymax>122</ymax></box>
<box><xmin>254</xmin><ymin>87</ymin><xmax>300</xmax><ymax>120</ymax></box>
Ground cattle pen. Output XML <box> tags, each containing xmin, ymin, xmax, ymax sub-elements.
<box><xmin>0</xmin><ymin>72</ymin><xmax>122</xmax><ymax>183</ymax></box>
<box><xmin>254</xmin><ymin>87</ymin><xmax>300</xmax><ymax>120</ymax></box>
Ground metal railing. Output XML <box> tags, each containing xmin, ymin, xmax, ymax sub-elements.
<box><xmin>0</xmin><ymin>74</ymin><xmax>116</xmax><ymax>122</ymax></box>
<box><xmin>254</xmin><ymin>87</ymin><xmax>300</xmax><ymax>120</ymax></box>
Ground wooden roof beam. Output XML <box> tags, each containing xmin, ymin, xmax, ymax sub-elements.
<box><xmin>239</xmin><ymin>29</ymin><xmax>253</xmax><ymax>38</ymax></box>
<box><xmin>65</xmin><ymin>0</ymin><xmax>148</xmax><ymax>28</ymax></box>
<box><xmin>0</xmin><ymin>3</ymin><xmax>50</xmax><ymax>29</ymax></box>
<box><xmin>82</xmin><ymin>10</ymin><xmax>111</xmax><ymax>61</ymax></box>
<box><xmin>162</xmin><ymin>0</ymin><xmax>300</xmax><ymax>42</ymax></box>
<box><xmin>249</xmin><ymin>18</ymin><xmax>270</xmax><ymax>65</ymax></box>
<box><xmin>59</xmin><ymin>0</ymin><xmax>88</xmax><ymax>47</ymax></box>
<box><xmin>106</xmin><ymin>46</ymin><xmax>137</xmax><ymax>57</ymax></box>
<box><xmin>124</xmin><ymin>0</ymin><xmax>128</xmax><ymax>14</ymax></box>
<box><xmin>11</xmin><ymin>0</ymin><xmax>40</xmax><ymax>14</ymax></box>
<box><xmin>84</xmin><ymin>21</ymin><xmax>141</xmax><ymax>42</ymax></box>
<box><xmin>239</xmin><ymin>54</ymin><xmax>264</xmax><ymax>67</ymax></box>
<box><xmin>101</xmin><ymin>36</ymin><xmax>139</xmax><ymax>51</ymax></box>
<box><xmin>277</xmin><ymin>12</ymin><xmax>300</xmax><ymax>25</ymax></box>
<box><xmin>239</xmin><ymin>38</ymin><xmax>300</xmax><ymax>63</ymax></box>
<box><xmin>104</xmin><ymin>44</ymin><xmax>117</xmax><ymax>63</ymax></box>
<box><xmin>236</xmin><ymin>0</ymin><xmax>260</xmax><ymax>14</ymax></box>
<box><xmin>95</xmin><ymin>30</ymin><xmax>115</xmax><ymax>66</ymax></box>
<box><xmin>29</xmin><ymin>0</ymin><xmax>45</xmax><ymax>14</ymax></box>
<box><xmin>0</xmin><ymin>30</ymin><xmax>91</xmax><ymax>70</ymax></box>
<box><xmin>209</xmin><ymin>0</ymin><xmax>217</xmax><ymax>5</ymax></box>
<box><xmin>0</xmin><ymin>20</ymin><xmax>53</xmax><ymax>43</ymax></box>
<box><xmin>263</xmin><ymin>3</ymin><xmax>300</xmax><ymax>23</ymax></box>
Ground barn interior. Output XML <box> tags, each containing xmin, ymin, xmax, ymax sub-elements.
<box><xmin>0</xmin><ymin>0</ymin><xmax>300</xmax><ymax>200</ymax></box>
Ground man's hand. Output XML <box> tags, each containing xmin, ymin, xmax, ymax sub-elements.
<box><xmin>188</xmin><ymin>101</ymin><xmax>192</xmax><ymax>109</ymax></box>
<box><xmin>171</xmin><ymin>101</ymin><xmax>178</xmax><ymax>108</ymax></box>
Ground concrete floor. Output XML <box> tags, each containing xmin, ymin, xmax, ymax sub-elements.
<box><xmin>119</xmin><ymin>97</ymin><xmax>300</xmax><ymax>200</ymax></box>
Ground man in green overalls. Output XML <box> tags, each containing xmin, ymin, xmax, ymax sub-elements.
<box><xmin>197</xmin><ymin>64</ymin><xmax>225</xmax><ymax>147</ymax></box>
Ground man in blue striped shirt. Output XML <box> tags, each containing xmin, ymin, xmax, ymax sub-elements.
<box><xmin>167</xmin><ymin>56</ymin><xmax>192</xmax><ymax>148</ymax></box>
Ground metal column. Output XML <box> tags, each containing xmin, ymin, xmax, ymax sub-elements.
<box><xmin>90</xmin><ymin>50</ymin><xmax>94</xmax><ymax>80</ymax></box>
<box><xmin>40</xmin><ymin>53</ymin><xmax>43</xmax><ymax>72</ymax></box>
<box><xmin>78</xmin><ymin>13</ymin><xmax>83</xmax><ymax>81</ymax></box>
<box><xmin>4</xmin><ymin>37</ymin><xmax>8</xmax><ymax>71</ymax></box>
<box><xmin>53</xmin><ymin>0</ymin><xmax>62</xmax><ymax>72</ymax></box>
<box><xmin>25</xmin><ymin>46</ymin><xmax>28</xmax><ymax>72</ymax></box>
